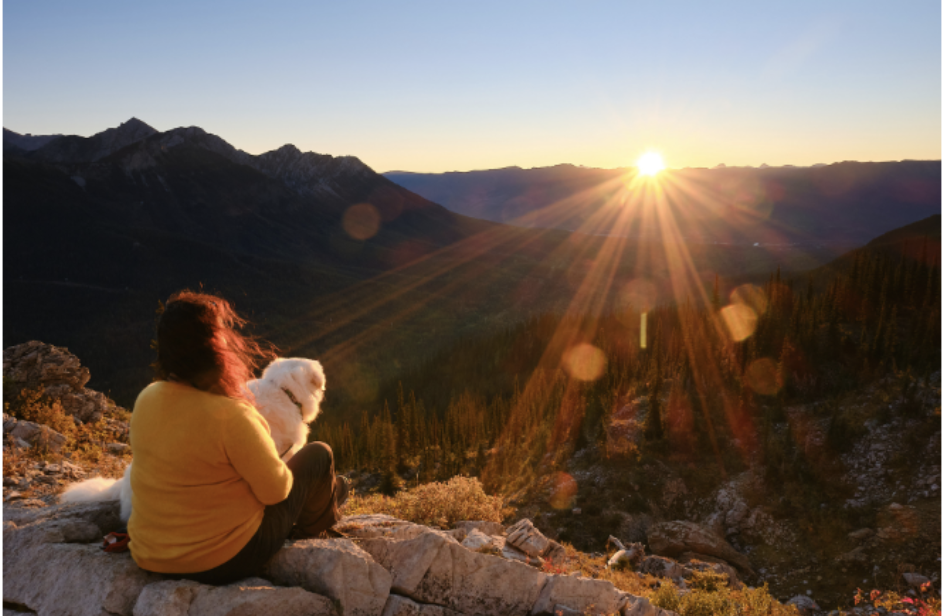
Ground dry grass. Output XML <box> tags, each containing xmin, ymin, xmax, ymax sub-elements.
<box><xmin>4</xmin><ymin>383</ymin><xmax>131</xmax><ymax>500</ymax></box>
<box><xmin>649</xmin><ymin>574</ymin><xmax>801</xmax><ymax>616</ymax></box>
<box><xmin>344</xmin><ymin>476</ymin><xmax>506</xmax><ymax>528</ymax></box>
<box><xmin>538</xmin><ymin>544</ymin><xmax>801</xmax><ymax>616</ymax></box>
<box><xmin>6</xmin><ymin>386</ymin><xmax>78</xmax><ymax>439</ymax></box>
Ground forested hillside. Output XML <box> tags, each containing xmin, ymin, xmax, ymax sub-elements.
<box><xmin>313</xmin><ymin>223</ymin><xmax>941</xmax><ymax>606</ymax></box>
<box><xmin>316</xmin><ymin>221</ymin><xmax>940</xmax><ymax>482</ymax></box>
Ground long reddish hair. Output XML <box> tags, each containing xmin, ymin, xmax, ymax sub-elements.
<box><xmin>153</xmin><ymin>290</ymin><xmax>273</xmax><ymax>400</ymax></box>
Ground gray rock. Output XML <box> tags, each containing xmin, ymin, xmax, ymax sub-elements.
<box><xmin>505</xmin><ymin>518</ymin><xmax>550</xmax><ymax>558</ymax></box>
<box><xmin>500</xmin><ymin>540</ymin><xmax>544</xmax><ymax>567</ymax></box>
<box><xmin>4</xmin><ymin>517</ymin><xmax>158</xmax><ymax>616</ymax></box>
<box><xmin>3</xmin><ymin>341</ymin><xmax>126</xmax><ymax>424</ymax></box>
<box><xmin>637</xmin><ymin>555</ymin><xmax>686</xmax><ymax>581</ymax></box>
<box><xmin>647</xmin><ymin>521</ymin><xmax>753</xmax><ymax>574</ymax></box>
<box><xmin>133</xmin><ymin>578</ymin><xmax>337</xmax><ymax>616</ymax></box>
<box><xmin>453</xmin><ymin>520</ymin><xmax>504</xmax><ymax>538</ymax></box>
<box><xmin>7</xmin><ymin>419</ymin><xmax>67</xmax><ymax>453</ymax></box>
<box><xmin>531</xmin><ymin>575</ymin><xmax>623</xmax><ymax>615</ymax></box>
<box><xmin>461</xmin><ymin>528</ymin><xmax>499</xmax><ymax>551</ymax></box>
<box><xmin>358</xmin><ymin>528</ymin><xmax>548</xmax><ymax>615</ymax></box>
<box><xmin>265</xmin><ymin>538</ymin><xmax>391</xmax><ymax>616</ymax></box>
<box><xmin>339</xmin><ymin>513</ymin><xmax>458</xmax><ymax>544</ymax></box>
<box><xmin>786</xmin><ymin>594</ymin><xmax>820</xmax><ymax>615</ymax></box>
<box><xmin>3</xmin><ymin>499</ymin><xmax>121</xmax><ymax>532</ymax></box>
<box><xmin>380</xmin><ymin>594</ymin><xmax>462</xmax><ymax>616</ymax></box>
<box><xmin>903</xmin><ymin>572</ymin><xmax>930</xmax><ymax>588</ymax></box>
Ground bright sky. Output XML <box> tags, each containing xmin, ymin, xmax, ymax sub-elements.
<box><xmin>4</xmin><ymin>1</ymin><xmax>940</xmax><ymax>173</ymax></box>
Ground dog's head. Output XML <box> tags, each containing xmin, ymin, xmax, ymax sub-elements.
<box><xmin>259</xmin><ymin>357</ymin><xmax>326</xmax><ymax>423</ymax></box>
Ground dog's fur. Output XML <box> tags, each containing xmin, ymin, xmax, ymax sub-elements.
<box><xmin>59</xmin><ymin>358</ymin><xmax>326</xmax><ymax>522</ymax></box>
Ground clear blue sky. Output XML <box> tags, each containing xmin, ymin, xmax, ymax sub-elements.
<box><xmin>4</xmin><ymin>1</ymin><xmax>940</xmax><ymax>172</ymax></box>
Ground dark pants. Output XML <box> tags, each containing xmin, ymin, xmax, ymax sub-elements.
<box><xmin>171</xmin><ymin>441</ymin><xmax>342</xmax><ymax>585</ymax></box>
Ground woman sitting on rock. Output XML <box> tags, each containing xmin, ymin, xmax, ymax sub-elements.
<box><xmin>128</xmin><ymin>290</ymin><xmax>347</xmax><ymax>584</ymax></box>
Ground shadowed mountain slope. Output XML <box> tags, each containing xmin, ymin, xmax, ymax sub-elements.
<box><xmin>387</xmin><ymin>161</ymin><xmax>940</xmax><ymax>248</ymax></box>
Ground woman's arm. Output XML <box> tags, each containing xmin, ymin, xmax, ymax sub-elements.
<box><xmin>223</xmin><ymin>406</ymin><xmax>294</xmax><ymax>505</ymax></box>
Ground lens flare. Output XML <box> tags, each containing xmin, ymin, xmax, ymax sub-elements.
<box><xmin>721</xmin><ymin>303</ymin><xmax>758</xmax><ymax>342</ymax></box>
<box><xmin>745</xmin><ymin>358</ymin><xmax>781</xmax><ymax>395</ymax></box>
<box><xmin>343</xmin><ymin>203</ymin><xmax>381</xmax><ymax>240</ymax></box>
<box><xmin>620</xmin><ymin>278</ymin><xmax>658</xmax><ymax>313</ymax></box>
<box><xmin>548</xmin><ymin>471</ymin><xmax>578</xmax><ymax>509</ymax></box>
<box><xmin>563</xmin><ymin>343</ymin><xmax>607</xmax><ymax>381</ymax></box>
<box><xmin>730</xmin><ymin>284</ymin><xmax>769</xmax><ymax>316</ymax></box>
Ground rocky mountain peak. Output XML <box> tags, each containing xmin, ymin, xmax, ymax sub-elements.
<box><xmin>92</xmin><ymin>118</ymin><xmax>158</xmax><ymax>156</ymax></box>
<box><xmin>252</xmin><ymin>144</ymin><xmax>375</xmax><ymax>199</ymax></box>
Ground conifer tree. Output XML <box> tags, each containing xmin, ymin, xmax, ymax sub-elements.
<box><xmin>645</xmin><ymin>368</ymin><xmax>664</xmax><ymax>442</ymax></box>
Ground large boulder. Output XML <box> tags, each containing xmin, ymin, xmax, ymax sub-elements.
<box><xmin>506</xmin><ymin>518</ymin><xmax>549</xmax><ymax>558</ymax></box>
<box><xmin>531</xmin><ymin>575</ymin><xmax>623</xmax><ymax>615</ymax></box>
<box><xmin>358</xmin><ymin>528</ymin><xmax>548</xmax><ymax>615</ymax></box>
<box><xmin>133</xmin><ymin>578</ymin><xmax>337</xmax><ymax>616</ymax></box>
<box><xmin>5</xmin><ymin>417</ymin><xmax>68</xmax><ymax>452</ymax></box>
<box><xmin>265</xmin><ymin>538</ymin><xmax>391</xmax><ymax>616</ymax></box>
<box><xmin>504</xmin><ymin>517</ymin><xmax>568</xmax><ymax>566</ymax></box>
<box><xmin>3</xmin><ymin>341</ymin><xmax>124</xmax><ymax>424</ymax></box>
<box><xmin>4</xmin><ymin>501</ymin><xmax>158</xmax><ymax>616</ymax></box>
<box><xmin>647</xmin><ymin>521</ymin><xmax>753</xmax><ymax>575</ymax></box>
<box><xmin>636</xmin><ymin>555</ymin><xmax>686</xmax><ymax>581</ymax></box>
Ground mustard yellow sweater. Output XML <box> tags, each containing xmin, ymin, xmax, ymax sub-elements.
<box><xmin>128</xmin><ymin>381</ymin><xmax>293</xmax><ymax>573</ymax></box>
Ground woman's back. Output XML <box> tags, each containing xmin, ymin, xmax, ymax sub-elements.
<box><xmin>128</xmin><ymin>381</ymin><xmax>291</xmax><ymax>574</ymax></box>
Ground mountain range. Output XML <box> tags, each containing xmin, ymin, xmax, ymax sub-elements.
<box><xmin>3</xmin><ymin>119</ymin><xmax>563</xmax><ymax>406</ymax></box>
<box><xmin>5</xmin><ymin>119</ymin><xmax>939</xmax><ymax>410</ymax></box>
<box><xmin>387</xmin><ymin>161</ymin><xmax>940</xmax><ymax>247</ymax></box>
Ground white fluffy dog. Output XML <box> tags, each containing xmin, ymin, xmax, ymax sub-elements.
<box><xmin>60</xmin><ymin>357</ymin><xmax>326</xmax><ymax>522</ymax></box>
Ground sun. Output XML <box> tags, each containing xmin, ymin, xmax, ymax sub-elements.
<box><xmin>637</xmin><ymin>151</ymin><xmax>665</xmax><ymax>176</ymax></box>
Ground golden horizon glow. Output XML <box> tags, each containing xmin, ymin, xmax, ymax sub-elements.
<box><xmin>636</xmin><ymin>151</ymin><xmax>665</xmax><ymax>176</ymax></box>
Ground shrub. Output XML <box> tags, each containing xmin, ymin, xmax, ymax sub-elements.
<box><xmin>651</xmin><ymin>577</ymin><xmax>800</xmax><ymax>616</ymax></box>
<box><xmin>344</xmin><ymin>476</ymin><xmax>505</xmax><ymax>528</ymax></box>
<box><xmin>5</xmin><ymin>385</ymin><xmax>76</xmax><ymax>439</ymax></box>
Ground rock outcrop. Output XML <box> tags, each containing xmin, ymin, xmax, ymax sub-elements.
<box><xmin>4</xmin><ymin>503</ymin><xmax>677</xmax><ymax>616</ymax></box>
<box><xmin>4</xmin><ymin>501</ymin><xmax>158</xmax><ymax>616</ymax></box>
<box><xmin>4</xmin><ymin>341</ymin><xmax>126</xmax><ymax>424</ymax></box>
<box><xmin>647</xmin><ymin>520</ymin><xmax>754</xmax><ymax>575</ymax></box>
<box><xmin>134</xmin><ymin>577</ymin><xmax>338</xmax><ymax>616</ymax></box>
<box><xmin>265</xmin><ymin>538</ymin><xmax>392</xmax><ymax>616</ymax></box>
<box><xmin>3</xmin><ymin>414</ymin><xmax>68</xmax><ymax>452</ymax></box>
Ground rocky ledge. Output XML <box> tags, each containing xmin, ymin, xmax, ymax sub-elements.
<box><xmin>3</xmin><ymin>500</ymin><xmax>680</xmax><ymax>616</ymax></box>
